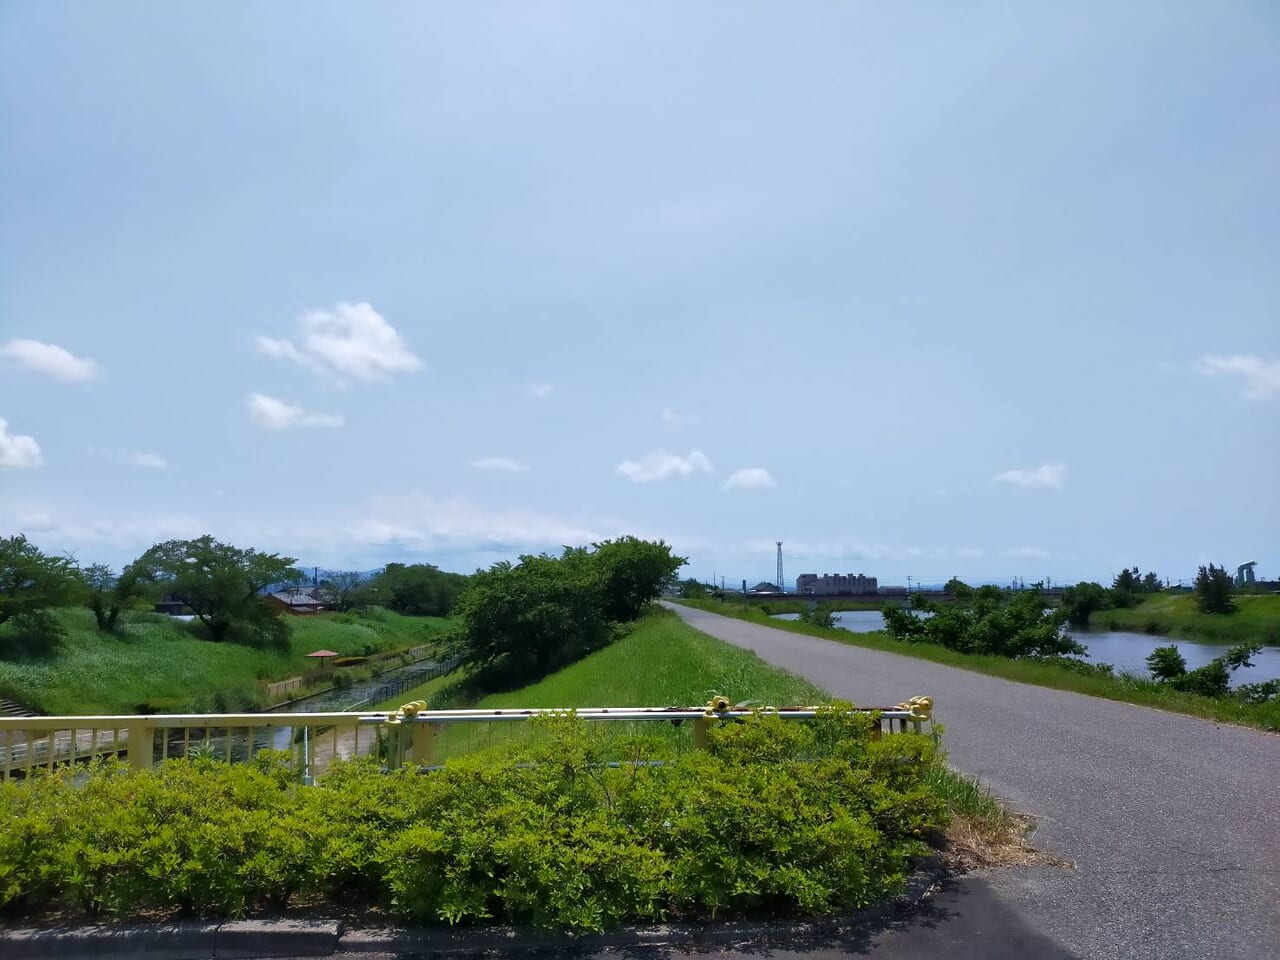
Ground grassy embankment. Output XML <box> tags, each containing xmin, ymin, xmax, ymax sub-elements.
<box><xmin>1089</xmin><ymin>593</ymin><xmax>1280</xmax><ymax>645</ymax></box>
<box><xmin>0</xmin><ymin>607</ymin><xmax>454</xmax><ymax>715</ymax></box>
<box><xmin>380</xmin><ymin>608</ymin><xmax>1019</xmax><ymax>857</ymax></box>
<box><xmin>676</xmin><ymin>598</ymin><xmax>1280</xmax><ymax>732</ymax></box>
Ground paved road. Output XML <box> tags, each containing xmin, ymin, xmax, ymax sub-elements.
<box><xmin>663</xmin><ymin>602</ymin><xmax>1280</xmax><ymax>960</ymax></box>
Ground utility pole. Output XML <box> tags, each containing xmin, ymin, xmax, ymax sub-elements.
<box><xmin>776</xmin><ymin>541</ymin><xmax>784</xmax><ymax>594</ymax></box>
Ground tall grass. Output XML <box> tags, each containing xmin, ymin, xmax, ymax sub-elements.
<box><xmin>0</xmin><ymin>607</ymin><xmax>454</xmax><ymax>715</ymax></box>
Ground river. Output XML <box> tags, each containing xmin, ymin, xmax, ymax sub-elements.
<box><xmin>772</xmin><ymin>611</ymin><xmax>1280</xmax><ymax>686</ymax></box>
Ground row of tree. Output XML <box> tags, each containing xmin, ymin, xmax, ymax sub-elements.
<box><xmin>443</xmin><ymin>537</ymin><xmax>686</xmax><ymax>689</ymax></box>
<box><xmin>1</xmin><ymin>534</ymin><xmax>303</xmax><ymax>651</ymax></box>
<box><xmin>323</xmin><ymin>564</ymin><xmax>469</xmax><ymax>617</ymax></box>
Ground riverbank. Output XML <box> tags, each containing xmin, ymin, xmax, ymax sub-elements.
<box><xmin>675</xmin><ymin>599</ymin><xmax>1280</xmax><ymax>732</ymax></box>
<box><xmin>0</xmin><ymin>607</ymin><xmax>455</xmax><ymax>715</ymax></box>
<box><xmin>1088</xmin><ymin>593</ymin><xmax>1280</xmax><ymax>645</ymax></box>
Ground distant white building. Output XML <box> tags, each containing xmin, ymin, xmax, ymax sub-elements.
<box><xmin>795</xmin><ymin>572</ymin><xmax>878</xmax><ymax>596</ymax></box>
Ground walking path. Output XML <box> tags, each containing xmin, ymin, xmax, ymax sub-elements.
<box><xmin>664</xmin><ymin>602</ymin><xmax>1280</xmax><ymax>960</ymax></box>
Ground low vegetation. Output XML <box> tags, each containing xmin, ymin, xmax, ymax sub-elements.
<box><xmin>676</xmin><ymin>599</ymin><xmax>1280</xmax><ymax>731</ymax></box>
<box><xmin>1</xmin><ymin>709</ymin><xmax>945</xmax><ymax>930</ymax></box>
<box><xmin>1089</xmin><ymin>593</ymin><xmax>1280</xmax><ymax>645</ymax></box>
<box><xmin>0</xmin><ymin>607</ymin><xmax>453</xmax><ymax>715</ymax></box>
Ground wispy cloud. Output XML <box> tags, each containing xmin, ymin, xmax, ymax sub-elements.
<box><xmin>255</xmin><ymin>302</ymin><xmax>421</xmax><ymax>385</ymax></box>
<box><xmin>955</xmin><ymin>547</ymin><xmax>985</xmax><ymax>559</ymax></box>
<box><xmin>723</xmin><ymin>467</ymin><xmax>777</xmax><ymax>491</ymax></box>
<box><xmin>660</xmin><ymin>408</ymin><xmax>699</xmax><ymax>429</ymax></box>
<box><xmin>1004</xmin><ymin>546</ymin><xmax>1050</xmax><ymax>559</ymax></box>
<box><xmin>617</xmin><ymin>450</ymin><xmax>712</xmax><ymax>483</ymax></box>
<box><xmin>993</xmin><ymin>463</ymin><xmax>1064</xmax><ymax>489</ymax></box>
<box><xmin>1196</xmin><ymin>354</ymin><xmax>1280</xmax><ymax>400</ymax></box>
<box><xmin>0</xmin><ymin>339</ymin><xmax>100</xmax><ymax>382</ymax></box>
<box><xmin>246</xmin><ymin>393</ymin><xmax>344</xmax><ymax>430</ymax></box>
<box><xmin>527</xmin><ymin>382</ymin><xmax>554</xmax><ymax>400</ymax></box>
<box><xmin>0</xmin><ymin>418</ymin><xmax>42</xmax><ymax>469</ymax></box>
<box><xmin>129</xmin><ymin>452</ymin><xmax>168</xmax><ymax>470</ymax></box>
<box><xmin>469</xmin><ymin>457</ymin><xmax>530</xmax><ymax>473</ymax></box>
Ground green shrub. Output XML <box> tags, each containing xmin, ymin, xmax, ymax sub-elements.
<box><xmin>0</xmin><ymin>710</ymin><xmax>942</xmax><ymax>930</ymax></box>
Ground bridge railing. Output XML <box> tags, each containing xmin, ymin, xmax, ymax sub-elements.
<box><xmin>0</xmin><ymin>697</ymin><xmax>934</xmax><ymax>783</ymax></box>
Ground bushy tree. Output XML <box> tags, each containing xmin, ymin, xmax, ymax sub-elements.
<box><xmin>590</xmin><ymin>537</ymin><xmax>686</xmax><ymax>622</ymax></box>
<box><xmin>131</xmin><ymin>536</ymin><xmax>300</xmax><ymax>648</ymax></box>
<box><xmin>367</xmin><ymin>563</ymin><xmax>468</xmax><ymax>616</ymax></box>
<box><xmin>448</xmin><ymin>550</ymin><xmax>611</xmax><ymax>686</ymax></box>
<box><xmin>1060</xmin><ymin>581</ymin><xmax>1111</xmax><ymax>627</ymax></box>
<box><xmin>943</xmin><ymin>577</ymin><xmax>972</xmax><ymax>598</ymax></box>
<box><xmin>320</xmin><ymin>570</ymin><xmax>377</xmax><ymax>613</ymax></box>
<box><xmin>883</xmin><ymin>583</ymin><xmax>1082</xmax><ymax>658</ymax></box>
<box><xmin>0</xmin><ymin>535</ymin><xmax>80</xmax><ymax>653</ymax></box>
<box><xmin>799</xmin><ymin>603</ymin><xmax>838</xmax><ymax>629</ymax></box>
<box><xmin>1194</xmin><ymin>564</ymin><xmax>1235</xmax><ymax>615</ymax></box>
<box><xmin>1146</xmin><ymin>642</ymin><xmax>1260</xmax><ymax>698</ymax></box>
<box><xmin>82</xmin><ymin>563</ymin><xmax>145</xmax><ymax>633</ymax></box>
<box><xmin>676</xmin><ymin>578</ymin><xmax>709</xmax><ymax>599</ymax></box>
<box><xmin>1140</xmin><ymin>572</ymin><xmax>1162</xmax><ymax>594</ymax></box>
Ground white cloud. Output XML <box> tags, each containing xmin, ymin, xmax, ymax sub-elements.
<box><xmin>0</xmin><ymin>418</ymin><xmax>42</xmax><ymax>469</ymax></box>
<box><xmin>255</xmin><ymin>302</ymin><xmax>421</xmax><ymax>385</ymax></box>
<box><xmin>955</xmin><ymin>547</ymin><xmax>985</xmax><ymax>559</ymax></box>
<box><xmin>469</xmin><ymin>457</ymin><xmax>530</xmax><ymax>473</ymax></box>
<box><xmin>246</xmin><ymin>393</ymin><xmax>344</xmax><ymax>430</ymax></box>
<box><xmin>723</xmin><ymin>467</ymin><xmax>777</xmax><ymax>491</ymax></box>
<box><xmin>528</xmin><ymin>382</ymin><xmax>554</xmax><ymax>400</ymax></box>
<box><xmin>129</xmin><ymin>452</ymin><xmax>168</xmax><ymax>470</ymax></box>
<box><xmin>617</xmin><ymin>450</ymin><xmax>713</xmax><ymax>483</ymax></box>
<box><xmin>1197</xmin><ymin>354</ymin><xmax>1280</xmax><ymax>400</ymax></box>
<box><xmin>0</xmin><ymin>339</ymin><xmax>100</xmax><ymax>382</ymax></box>
<box><xmin>660</xmin><ymin>408</ymin><xmax>699</xmax><ymax>428</ymax></box>
<box><xmin>1004</xmin><ymin>546</ymin><xmax>1050</xmax><ymax>559</ymax></box>
<box><xmin>993</xmin><ymin>463</ymin><xmax>1064</xmax><ymax>489</ymax></box>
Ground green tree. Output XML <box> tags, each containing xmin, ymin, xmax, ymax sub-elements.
<box><xmin>883</xmin><ymin>583</ymin><xmax>1082</xmax><ymax>658</ymax></box>
<box><xmin>943</xmin><ymin>577</ymin><xmax>971</xmax><ymax>597</ymax></box>
<box><xmin>590</xmin><ymin>536</ymin><xmax>686</xmax><ymax>623</ymax></box>
<box><xmin>1146</xmin><ymin>642</ymin><xmax>1260</xmax><ymax>698</ymax></box>
<box><xmin>131</xmin><ymin>536</ymin><xmax>300</xmax><ymax>647</ymax></box>
<box><xmin>81</xmin><ymin>563</ymin><xmax>145</xmax><ymax>633</ymax></box>
<box><xmin>1140</xmin><ymin>571</ymin><xmax>1162</xmax><ymax>594</ymax></box>
<box><xmin>447</xmin><ymin>550</ymin><xmax>611</xmax><ymax>687</ymax></box>
<box><xmin>676</xmin><ymin>578</ymin><xmax>709</xmax><ymax>599</ymax></box>
<box><xmin>0</xmin><ymin>535</ymin><xmax>80</xmax><ymax>652</ymax></box>
<box><xmin>1060</xmin><ymin>581</ymin><xmax>1111</xmax><ymax>627</ymax></box>
<box><xmin>799</xmin><ymin>603</ymin><xmax>838</xmax><ymax>629</ymax></box>
<box><xmin>368</xmin><ymin>563</ymin><xmax>467</xmax><ymax>616</ymax></box>
<box><xmin>1194</xmin><ymin>564</ymin><xmax>1236</xmax><ymax>615</ymax></box>
<box><xmin>320</xmin><ymin>570</ymin><xmax>376</xmax><ymax>613</ymax></box>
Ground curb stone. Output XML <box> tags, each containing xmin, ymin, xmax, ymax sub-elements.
<box><xmin>0</xmin><ymin>861</ymin><xmax>945</xmax><ymax>960</ymax></box>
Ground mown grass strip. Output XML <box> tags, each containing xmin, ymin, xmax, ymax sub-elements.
<box><xmin>675</xmin><ymin>599</ymin><xmax>1280</xmax><ymax>731</ymax></box>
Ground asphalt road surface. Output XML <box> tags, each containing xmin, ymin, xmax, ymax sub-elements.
<box><xmin>656</xmin><ymin>602</ymin><xmax>1280</xmax><ymax>960</ymax></box>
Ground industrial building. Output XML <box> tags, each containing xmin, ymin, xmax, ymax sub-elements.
<box><xmin>795</xmin><ymin>572</ymin><xmax>879</xmax><ymax>596</ymax></box>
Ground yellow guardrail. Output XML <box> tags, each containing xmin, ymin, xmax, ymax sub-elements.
<box><xmin>0</xmin><ymin>696</ymin><xmax>934</xmax><ymax>782</ymax></box>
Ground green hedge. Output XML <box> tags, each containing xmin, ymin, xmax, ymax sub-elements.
<box><xmin>0</xmin><ymin>710</ymin><xmax>944</xmax><ymax>930</ymax></box>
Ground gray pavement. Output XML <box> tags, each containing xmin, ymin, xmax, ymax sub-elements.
<box><xmin>662</xmin><ymin>602</ymin><xmax>1280</xmax><ymax>960</ymax></box>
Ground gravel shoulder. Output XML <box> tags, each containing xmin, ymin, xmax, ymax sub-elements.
<box><xmin>665</xmin><ymin>602</ymin><xmax>1280</xmax><ymax>960</ymax></box>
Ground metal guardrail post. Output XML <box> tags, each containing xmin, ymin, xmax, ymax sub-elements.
<box><xmin>407</xmin><ymin>721</ymin><xmax>438</xmax><ymax>765</ymax></box>
<box><xmin>125</xmin><ymin>719</ymin><xmax>152</xmax><ymax>770</ymax></box>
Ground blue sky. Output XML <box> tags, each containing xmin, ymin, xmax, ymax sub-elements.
<box><xmin>1</xmin><ymin>3</ymin><xmax>1277</xmax><ymax>587</ymax></box>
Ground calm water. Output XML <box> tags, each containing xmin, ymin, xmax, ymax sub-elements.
<box><xmin>773</xmin><ymin>611</ymin><xmax>1280</xmax><ymax>685</ymax></box>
